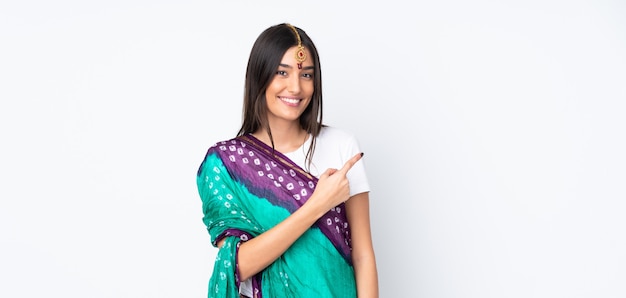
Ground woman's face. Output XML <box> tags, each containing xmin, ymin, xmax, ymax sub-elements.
<box><xmin>264</xmin><ymin>46</ymin><xmax>314</xmax><ymax>126</ymax></box>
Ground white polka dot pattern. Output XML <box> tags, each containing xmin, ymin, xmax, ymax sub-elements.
<box><xmin>217</xmin><ymin>139</ymin><xmax>317</xmax><ymax>204</ymax></box>
<box><xmin>208</xmin><ymin>136</ymin><xmax>353</xmax><ymax>266</ymax></box>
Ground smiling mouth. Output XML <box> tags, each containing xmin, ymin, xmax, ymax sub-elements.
<box><xmin>279</xmin><ymin>97</ymin><xmax>302</xmax><ymax>105</ymax></box>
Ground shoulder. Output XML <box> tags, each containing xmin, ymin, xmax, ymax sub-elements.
<box><xmin>317</xmin><ymin>126</ymin><xmax>370</xmax><ymax>194</ymax></box>
<box><xmin>205</xmin><ymin>136</ymin><xmax>240</xmax><ymax>153</ymax></box>
<box><xmin>318</xmin><ymin>126</ymin><xmax>358</xmax><ymax>142</ymax></box>
<box><xmin>197</xmin><ymin>136</ymin><xmax>239</xmax><ymax>176</ymax></box>
<box><xmin>316</xmin><ymin>126</ymin><xmax>362</xmax><ymax>156</ymax></box>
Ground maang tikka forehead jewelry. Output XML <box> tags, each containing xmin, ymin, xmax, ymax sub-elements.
<box><xmin>286</xmin><ymin>24</ymin><xmax>307</xmax><ymax>69</ymax></box>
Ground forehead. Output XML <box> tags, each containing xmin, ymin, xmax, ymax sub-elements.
<box><xmin>280</xmin><ymin>46</ymin><xmax>314</xmax><ymax>66</ymax></box>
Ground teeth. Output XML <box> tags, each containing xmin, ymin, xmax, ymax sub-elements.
<box><xmin>280</xmin><ymin>97</ymin><xmax>300</xmax><ymax>104</ymax></box>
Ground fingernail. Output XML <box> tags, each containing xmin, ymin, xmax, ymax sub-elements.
<box><xmin>360</xmin><ymin>152</ymin><xmax>364</xmax><ymax>157</ymax></box>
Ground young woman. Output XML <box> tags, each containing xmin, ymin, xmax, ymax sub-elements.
<box><xmin>196</xmin><ymin>23</ymin><xmax>378</xmax><ymax>298</ymax></box>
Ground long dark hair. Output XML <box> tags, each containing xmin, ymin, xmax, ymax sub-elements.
<box><xmin>237</xmin><ymin>23</ymin><xmax>323</xmax><ymax>170</ymax></box>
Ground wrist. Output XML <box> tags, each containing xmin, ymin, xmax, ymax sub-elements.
<box><xmin>300</xmin><ymin>195</ymin><xmax>330</xmax><ymax>221</ymax></box>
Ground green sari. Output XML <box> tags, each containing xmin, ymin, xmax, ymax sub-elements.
<box><xmin>196</xmin><ymin>135</ymin><xmax>356</xmax><ymax>298</ymax></box>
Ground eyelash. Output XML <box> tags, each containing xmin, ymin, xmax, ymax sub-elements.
<box><xmin>276</xmin><ymin>70</ymin><xmax>313</xmax><ymax>79</ymax></box>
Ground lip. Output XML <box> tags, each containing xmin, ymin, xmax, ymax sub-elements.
<box><xmin>278</xmin><ymin>96</ymin><xmax>302</xmax><ymax>107</ymax></box>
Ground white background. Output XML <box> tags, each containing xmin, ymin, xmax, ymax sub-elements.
<box><xmin>1</xmin><ymin>1</ymin><xmax>625</xmax><ymax>297</ymax></box>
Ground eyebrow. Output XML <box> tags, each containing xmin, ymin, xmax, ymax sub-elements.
<box><xmin>278</xmin><ymin>63</ymin><xmax>315</xmax><ymax>70</ymax></box>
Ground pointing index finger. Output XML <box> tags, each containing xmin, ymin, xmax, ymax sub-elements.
<box><xmin>339</xmin><ymin>152</ymin><xmax>364</xmax><ymax>175</ymax></box>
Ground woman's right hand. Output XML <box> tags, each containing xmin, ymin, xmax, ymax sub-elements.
<box><xmin>234</xmin><ymin>152</ymin><xmax>364</xmax><ymax>280</ymax></box>
<box><xmin>307</xmin><ymin>152</ymin><xmax>363</xmax><ymax>213</ymax></box>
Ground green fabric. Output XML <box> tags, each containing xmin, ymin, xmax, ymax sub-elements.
<box><xmin>197</xmin><ymin>152</ymin><xmax>355</xmax><ymax>298</ymax></box>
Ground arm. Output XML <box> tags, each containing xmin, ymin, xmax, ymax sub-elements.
<box><xmin>346</xmin><ymin>192</ymin><xmax>379</xmax><ymax>298</ymax></box>
<box><xmin>218</xmin><ymin>152</ymin><xmax>364</xmax><ymax>281</ymax></box>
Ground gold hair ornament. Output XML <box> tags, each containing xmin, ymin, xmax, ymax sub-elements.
<box><xmin>287</xmin><ymin>24</ymin><xmax>307</xmax><ymax>69</ymax></box>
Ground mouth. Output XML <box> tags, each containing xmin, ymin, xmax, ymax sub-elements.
<box><xmin>279</xmin><ymin>96</ymin><xmax>303</xmax><ymax>106</ymax></box>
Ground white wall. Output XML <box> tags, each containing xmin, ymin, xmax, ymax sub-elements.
<box><xmin>1</xmin><ymin>1</ymin><xmax>624</xmax><ymax>297</ymax></box>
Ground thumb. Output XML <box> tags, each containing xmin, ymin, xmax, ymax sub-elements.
<box><xmin>321</xmin><ymin>168</ymin><xmax>338</xmax><ymax>178</ymax></box>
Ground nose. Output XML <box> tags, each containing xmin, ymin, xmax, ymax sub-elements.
<box><xmin>287</xmin><ymin>74</ymin><xmax>301</xmax><ymax>94</ymax></box>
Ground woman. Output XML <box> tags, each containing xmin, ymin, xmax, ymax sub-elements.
<box><xmin>196</xmin><ymin>23</ymin><xmax>378</xmax><ymax>298</ymax></box>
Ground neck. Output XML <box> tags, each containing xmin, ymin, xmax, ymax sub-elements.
<box><xmin>252</xmin><ymin>122</ymin><xmax>308</xmax><ymax>153</ymax></box>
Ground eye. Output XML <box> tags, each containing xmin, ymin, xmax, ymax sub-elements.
<box><xmin>276</xmin><ymin>70</ymin><xmax>288</xmax><ymax>76</ymax></box>
<box><xmin>302</xmin><ymin>73</ymin><xmax>313</xmax><ymax>79</ymax></box>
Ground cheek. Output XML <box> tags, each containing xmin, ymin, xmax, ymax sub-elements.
<box><xmin>265</xmin><ymin>78</ymin><xmax>284</xmax><ymax>97</ymax></box>
<box><xmin>265</xmin><ymin>83</ymin><xmax>278</xmax><ymax>99</ymax></box>
<box><xmin>303</xmin><ymin>81</ymin><xmax>315</xmax><ymax>96</ymax></box>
